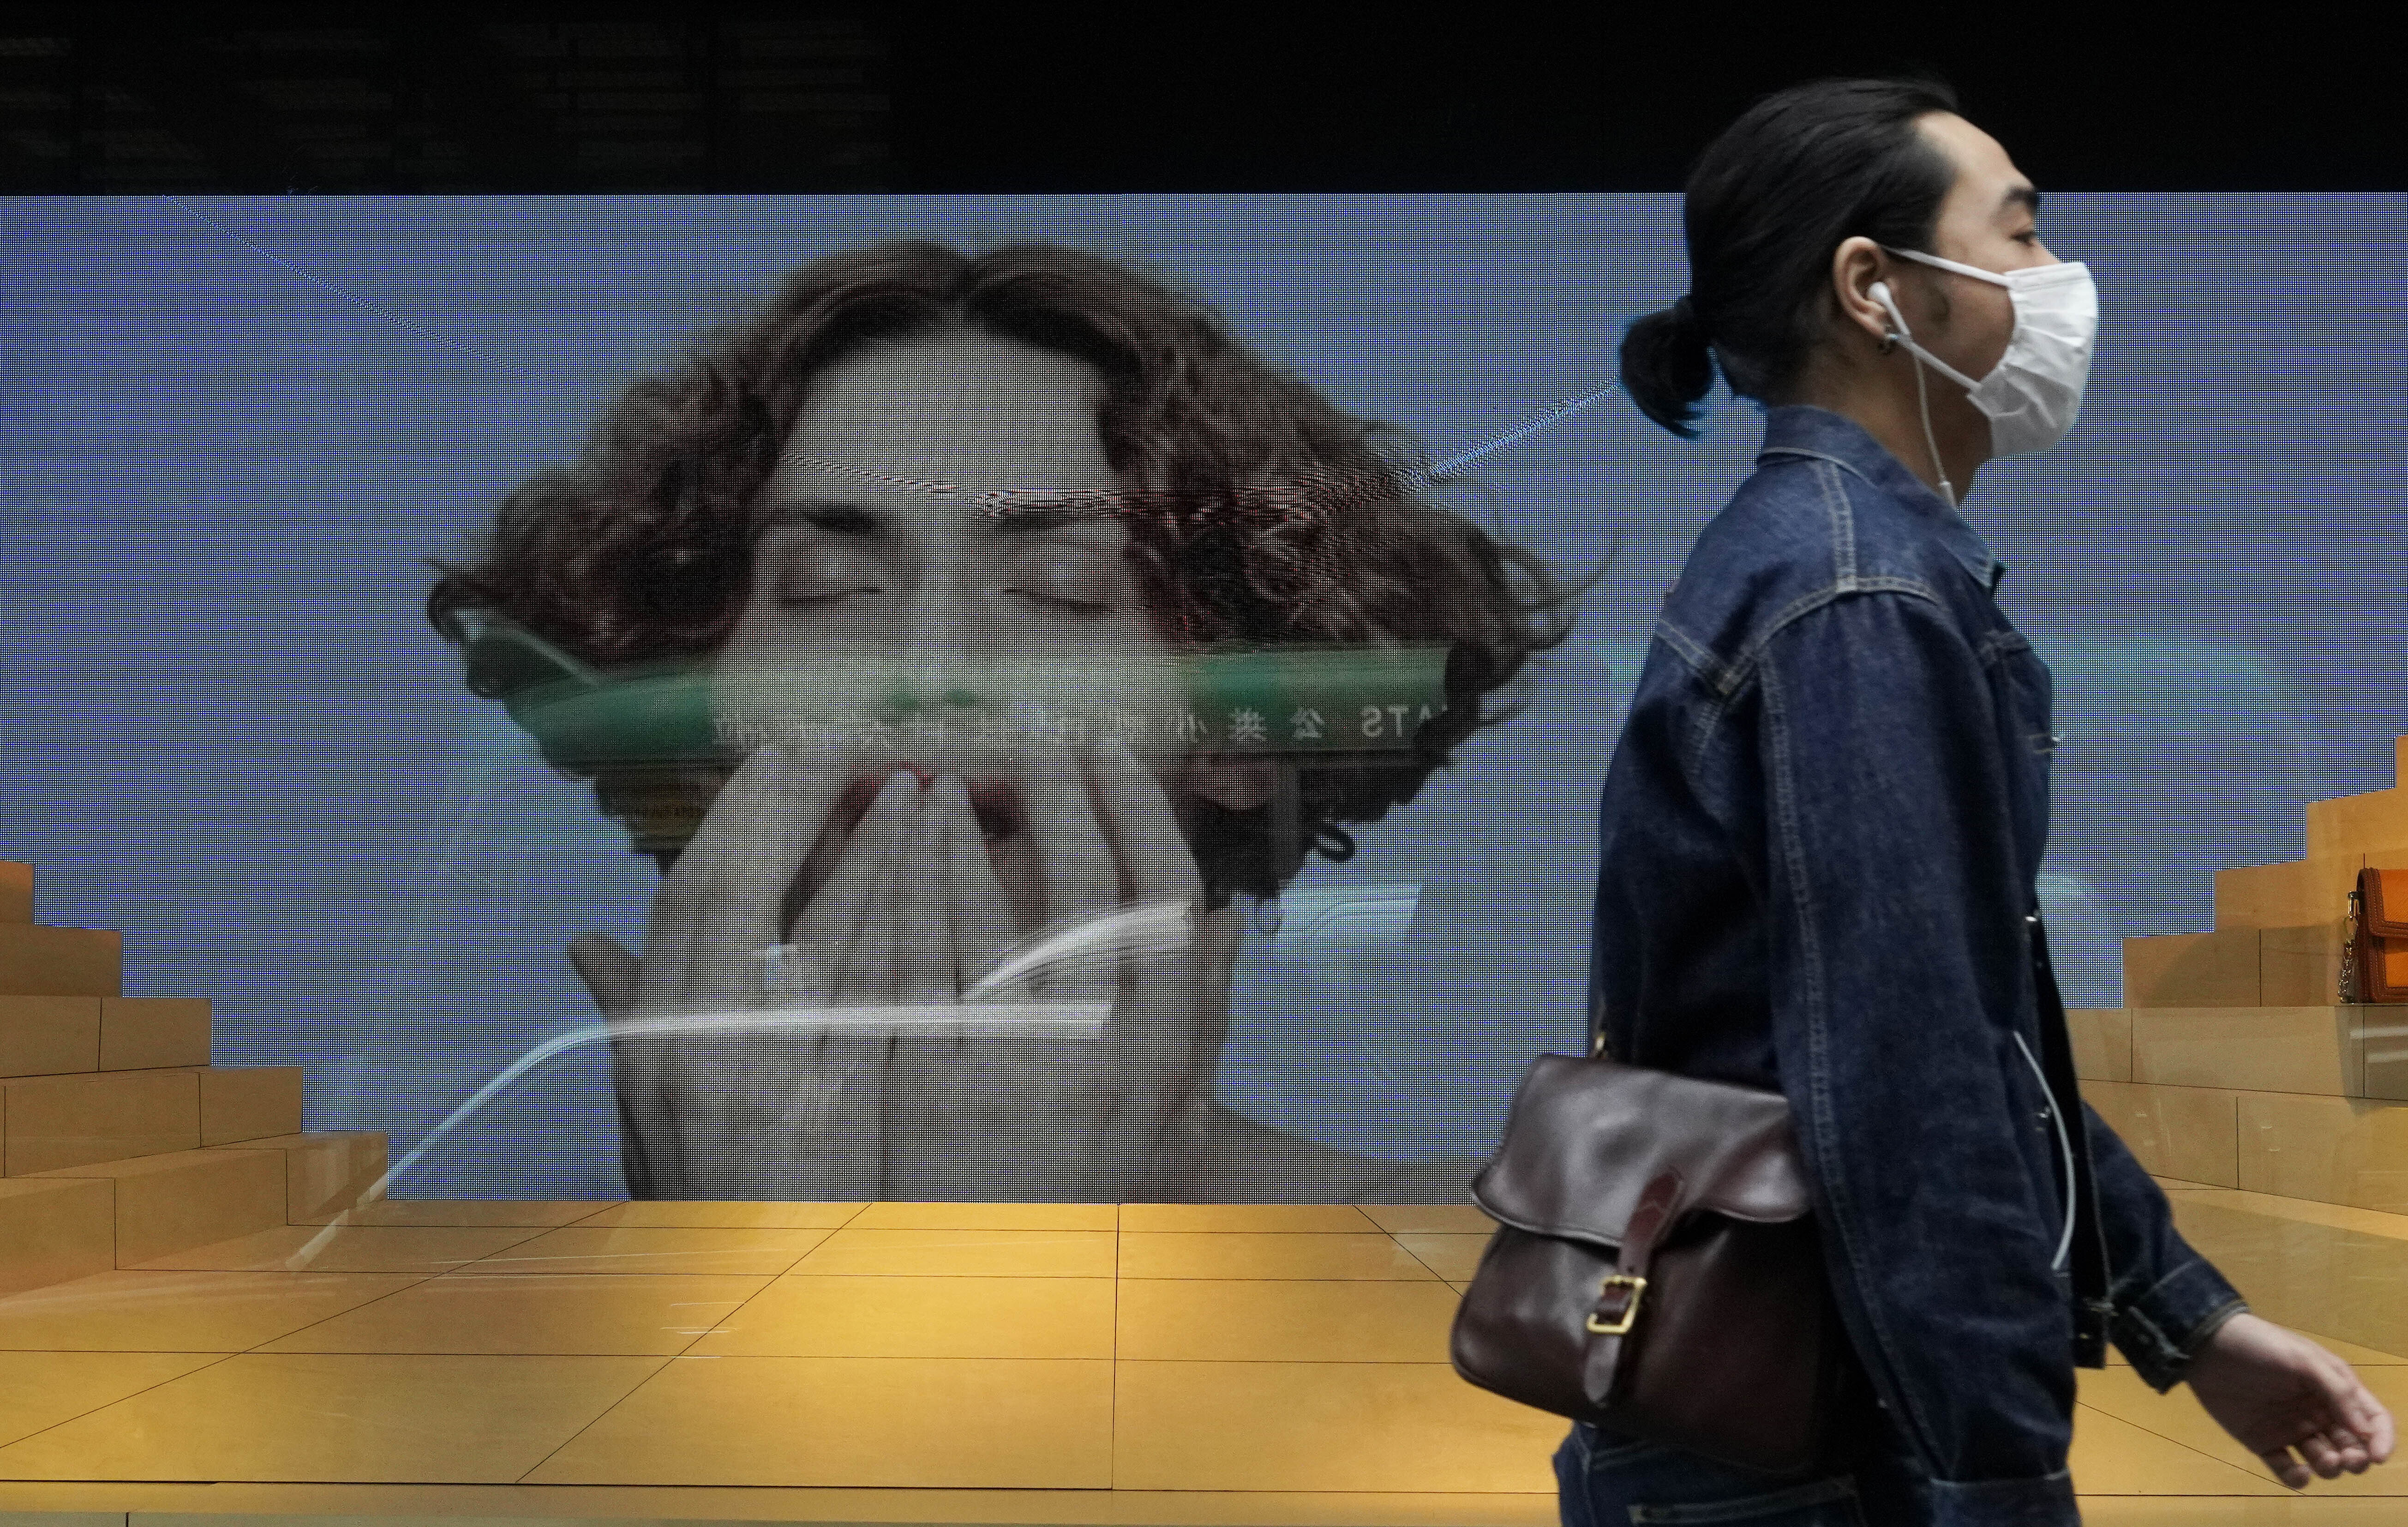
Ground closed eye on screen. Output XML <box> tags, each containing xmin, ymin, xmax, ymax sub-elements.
<box><xmin>776</xmin><ymin>591</ymin><xmax>872</xmax><ymax>607</ymax></box>
<box><xmin>1003</xmin><ymin>589</ymin><xmax>1114</xmax><ymax>615</ymax></box>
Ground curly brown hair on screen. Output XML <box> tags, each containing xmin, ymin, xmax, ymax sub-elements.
<box><xmin>427</xmin><ymin>240</ymin><xmax>1575</xmax><ymax>903</ymax></box>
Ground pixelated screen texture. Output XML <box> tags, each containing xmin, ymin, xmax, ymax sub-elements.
<box><xmin>1</xmin><ymin>195</ymin><xmax>2400</xmax><ymax>1196</ymax></box>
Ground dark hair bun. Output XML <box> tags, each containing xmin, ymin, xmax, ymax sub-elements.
<box><xmin>1648</xmin><ymin>77</ymin><xmax>1959</xmax><ymax>426</ymax></box>
<box><xmin>1620</xmin><ymin>297</ymin><xmax>1717</xmax><ymax>440</ymax></box>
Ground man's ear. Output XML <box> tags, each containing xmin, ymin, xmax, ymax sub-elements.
<box><xmin>1180</xmin><ymin>751</ymin><xmax>1275</xmax><ymax>811</ymax></box>
<box><xmin>1830</xmin><ymin>234</ymin><xmax>1896</xmax><ymax>349</ymax></box>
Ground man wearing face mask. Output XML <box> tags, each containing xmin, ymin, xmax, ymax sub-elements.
<box><xmin>1567</xmin><ymin>78</ymin><xmax>2395</xmax><ymax>1524</ymax></box>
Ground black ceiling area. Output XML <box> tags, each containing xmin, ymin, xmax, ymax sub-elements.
<box><xmin>0</xmin><ymin>5</ymin><xmax>2395</xmax><ymax>194</ymax></box>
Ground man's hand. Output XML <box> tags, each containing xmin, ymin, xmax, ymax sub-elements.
<box><xmin>2187</xmin><ymin>1311</ymin><xmax>2395</xmax><ymax>1489</ymax></box>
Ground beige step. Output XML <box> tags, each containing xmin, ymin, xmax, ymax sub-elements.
<box><xmin>2213</xmin><ymin>854</ymin><xmax>2361</xmax><ymax>931</ymax></box>
<box><xmin>26</xmin><ymin>1144</ymin><xmax>288</xmax><ymax>1266</ymax></box>
<box><xmin>195</xmin><ymin>1065</ymin><xmax>303</xmax><ymax>1145</ymax></box>
<box><xmin>2074</xmin><ymin>1004</ymin><xmax>2374</xmax><ymax>1096</ymax></box>
<box><xmin>99</xmin><ymin>997</ymin><xmax>209</xmax><ymax>1070</ymax></box>
<box><xmin>0</xmin><ymin>1066</ymin><xmax>199</xmax><ymax>1175</ymax></box>
<box><xmin>2086</xmin><ymin>1079</ymin><xmax>2408</xmax><ymax>1215</ymax></box>
<box><xmin>2123</xmin><ymin>924</ymin><xmax>2366</xmax><ymax>1007</ymax></box>
<box><xmin>0</xmin><ymin>923</ymin><xmax>120</xmax><ymax>998</ymax></box>
<box><xmin>2162</xmin><ymin>1187</ymin><xmax>2408</xmax><ymax>1360</ymax></box>
<box><xmin>0</xmin><ymin>862</ymin><xmax>28</xmax><ymax>924</ymax></box>
<box><xmin>2081</xmin><ymin>1002</ymin><xmax>2408</xmax><ymax>1097</ymax></box>
<box><xmin>209</xmin><ymin>1130</ymin><xmax>389</xmax><ymax>1221</ymax></box>
<box><xmin>2123</xmin><ymin>927</ymin><xmax>2262</xmax><ymax>1006</ymax></box>
<box><xmin>2372</xmin><ymin>1009</ymin><xmax>2408</xmax><ymax>1103</ymax></box>
<box><xmin>2309</xmin><ymin>784</ymin><xmax>2408</xmax><ymax>860</ymax></box>
<box><xmin>2236</xmin><ymin>1092</ymin><xmax>2408</xmax><ymax>1214</ymax></box>
<box><xmin>0</xmin><ymin>995</ymin><xmax>102</xmax><ymax>1078</ymax></box>
<box><xmin>1</xmin><ymin>995</ymin><xmax>214</xmax><ymax>1078</ymax></box>
<box><xmin>2069</xmin><ymin>1007</ymin><xmax>2133</xmax><ymax>1082</ymax></box>
<box><xmin>2082</xmin><ymin>1079</ymin><xmax>2240</xmax><ymax>1187</ymax></box>
<box><xmin>0</xmin><ymin>1064</ymin><xmax>306</xmax><ymax>1176</ymax></box>
<box><xmin>0</xmin><ymin>1175</ymin><xmax>114</xmax><ymax>1297</ymax></box>
<box><xmin>2128</xmin><ymin>1006</ymin><xmax>2364</xmax><ymax>1097</ymax></box>
<box><xmin>2260</xmin><ymin>922</ymin><xmax>2345</xmax><ymax>1005</ymax></box>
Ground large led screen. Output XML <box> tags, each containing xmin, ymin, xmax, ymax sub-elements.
<box><xmin>2</xmin><ymin>195</ymin><xmax>2401</xmax><ymax>1200</ymax></box>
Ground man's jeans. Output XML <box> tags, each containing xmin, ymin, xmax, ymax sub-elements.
<box><xmin>1556</xmin><ymin>1420</ymin><xmax>1929</xmax><ymax>1526</ymax></box>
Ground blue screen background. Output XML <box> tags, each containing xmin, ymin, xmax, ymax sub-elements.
<box><xmin>3</xmin><ymin>194</ymin><xmax>2402</xmax><ymax>1195</ymax></box>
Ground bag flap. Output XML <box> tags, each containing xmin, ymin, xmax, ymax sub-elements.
<box><xmin>2372</xmin><ymin>937</ymin><xmax>2408</xmax><ymax>1002</ymax></box>
<box><xmin>1472</xmin><ymin>1053</ymin><xmax>1813</xmax><ymax>1246</ymax></box>
<box><xmin>2364</xmin><ymin>867</ymin><xmax>2408</xmax><ymax>939</ymax></box>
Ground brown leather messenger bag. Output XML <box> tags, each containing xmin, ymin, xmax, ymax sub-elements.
<box><xmin>1446</xmin><ymin>1049</ymin><xmax>1862</xmax><ymax>1475</ymax></box>
<box><xmin>1450</xmin><ymin>911</ymin><xmax>2105</xmax><ymax>1476</ymax></box>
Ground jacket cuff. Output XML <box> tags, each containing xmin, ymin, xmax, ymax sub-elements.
<box><xmin>1927</xmin><ymin>1468</ymin><xmax>2080</xmax><ymax>1526</ymax></box>
<box><xmin>2108</xmin><ymin>1253</ymin><xmax>2249</xmax><ymax>1391</ymax></box>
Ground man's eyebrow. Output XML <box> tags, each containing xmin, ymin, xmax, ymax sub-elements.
<box><xmin>2002</xmin><ymin>184</ymin><xmax>2043</xmax><ymax>216</ymax></box>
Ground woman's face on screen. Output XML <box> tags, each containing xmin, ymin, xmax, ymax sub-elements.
<box><xmin>711</xmin><ymin>330</ymin><xmax>1198</xmax><ymax>903</ymax></box>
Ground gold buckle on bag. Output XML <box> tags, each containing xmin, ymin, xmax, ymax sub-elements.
<box><xmin>1585</xmin><ymin>1273</ymin><xmax>1647</xmax><ymax>1335</ymax></box>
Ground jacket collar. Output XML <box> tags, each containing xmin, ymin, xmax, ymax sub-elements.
<box><xmin>1756</xmin><ymin>405</ymin><xmax>2003</xmax><ymax>594</ymax></box>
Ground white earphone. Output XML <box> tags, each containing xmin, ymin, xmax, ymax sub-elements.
<box><xmin>1863</xmin><ymin>278</ymin><xmax>1956</xmax><ymax>506</ymax></box>
<box><xmin>1867</xmin><ymin>279</ymin><xmax>1911</xmax><ymax>344</ymax></box>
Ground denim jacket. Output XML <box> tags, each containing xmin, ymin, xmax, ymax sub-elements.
<box><xmin>1587</xmin><ymin>406</ymin><xmax>2246</xmax><ymax>1525</ymax></box>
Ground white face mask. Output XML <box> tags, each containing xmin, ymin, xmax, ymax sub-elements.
<box><xmin>1869</xmin><ymin>248</ymin><xmax>2097</xmax><ymax>465</ymax></box>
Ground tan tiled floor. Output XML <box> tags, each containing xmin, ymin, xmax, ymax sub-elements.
<box><xmin>1114</xmin><ymin>1359</ymin><xmax>1562</xmax><ymax>1492</ymax></box>
<box><xmin>0</xmin><ymin>1352</ymin><xmax>667</xmax><ymax>1482</ymax></box>
<box><xmin>524</xmin><ymin>1355</ymin><xmax>1115</xmax><ymax>1487</ymax></box>
<box><xmin>1360</xmin><ymin>1202</ymin><xmax>1498</xmax><ymax>1234</ymax></box>
<box><xmin>852</xmin><ymin>1201</ymin><xmax>1116</xmax><ymax>1231</ymax></box>
<box><xmin>302</xmin><ymin>1199</ymin><xmax>618</xmax><ymax>1229</ymax></box>
<box><xmin>0</xmin><ymin>1270</ymin><xmax>422</xmax><ymax>1351</ymax></box>
<box><xmin>2064</xmin><ymin>1404</ymin><xmax>2289</xmax><ymax>1496</ymax></box>
<box><xmin>1393</xmin><ymin>1231</ymin><xmax>1492</xmax><ymax>1281</ymax></box>
<box><xmin>1118</xmin><ymin>1230</ymin><xmax>1437</xmax><ymax>1280</ymax></box>
<box><xmin>575</xmin><ymin>1201</ymin><xmax>866</xmax><ymax>1230</ymax></box>
<box><xmin>793</xmin><ymin>1226</ymin><xmax>1116</xmax><ymax>1278</ymax></box>
<box><xmin>1117</xmin><ymin>1202</ymin><xmax>1375</xmax><ymax>1233</ymax></box>
<box><xmin>130</xmin><ymin>1223</ymin><xmax>546</xmax><ymax>1274</ymax></box>
<box><xmin>255</xmin><ymin>1273</ymin><xmax>771</xmax><ymax>1356</ymax></box>
<box><xmin>0</xmin><ymin>1198</ymin><xmax>2395</xmax><ymax>1515</ymax></box>
<box><xmin>690</xmin><ymin>1274</ymin><xmax>1114</xmax><ymax>1359</ymax></box>
<box><xmin>470</xmin><ymin>1224</ymin><xmax>837</xmax><ymax>1276</ymax></box>
<box><xmin>1114</xmin><ymin>1278</ymin><xmax>1459</xmax><ymax>1362</ymax></box>
<box><xmin>0</xmin><ymin>1351</ymin><xmax>225</xmax><ymax>1447</ymax></box>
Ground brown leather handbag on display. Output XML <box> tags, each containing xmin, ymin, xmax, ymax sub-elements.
<box><xmin>1447</xmin><ymin>1049</ymin><xmax>1864</xmax><ymax>1475</ymax></box>
<box><xmin>2348</xmin><ymin>866</ymin><xmax>2408</xmax><ymax>1003</ymax></box>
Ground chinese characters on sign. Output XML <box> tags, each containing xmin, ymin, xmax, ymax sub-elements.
<box><xmin>707</xmin><ymin>698</ymin><xmax>1443</xmax><ymax>754</ymax></box>
<box><xmin>509</xmin><ymin>641</ymin><xmax>1454</xmax><ymax>768</ymax></box>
